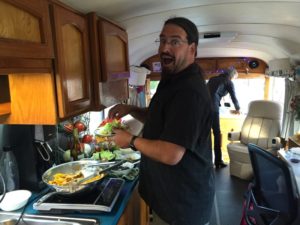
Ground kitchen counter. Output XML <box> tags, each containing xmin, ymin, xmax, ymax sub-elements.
<box><xmin>13</xmin><ymin>178</ymin><xmax>139</xmax><ymax>225</ymax></box>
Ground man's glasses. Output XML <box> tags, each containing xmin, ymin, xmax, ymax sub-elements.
<box><xmin>155</xmin><ymin>37</ymin><xmax>188</xmax><ymax>48</ymax></box>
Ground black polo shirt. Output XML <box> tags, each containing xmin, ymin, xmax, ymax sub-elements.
<box><xmin>139</xmin><ymin>63</ymin><xmax>215</xmax><ymax>225</ymax></box>
<box><xmin>207</xmin><ymin>74</ymin><xmax>240</xmax><ymax>112</ymax></box>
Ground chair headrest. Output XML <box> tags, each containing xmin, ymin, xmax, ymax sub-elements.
<box><xmin>247</xmin><ymin>100</ymin><xmax>282</xmax><ymax>120</ymax></box>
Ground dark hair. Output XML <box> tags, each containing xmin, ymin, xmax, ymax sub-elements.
<box><xmin>164</xmin><ymin>17</ymin><xmax>199</xmax><ymax>47</ymax></box>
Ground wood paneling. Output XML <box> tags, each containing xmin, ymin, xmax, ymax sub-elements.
<box><xmin>198</xmin><ymin>59</ymin><xmax>217</xmax><ymax>71</ymax></box>
<box><xmin>0</xmin><ymin>75</ymin><xmax>11</xmax><ymax>115</ymax></box>
<box><xmin>142</xmin><ymin>55</ymin><xmax>268</xmax><ymax>80</ymax></box>
<box><xmin>0</xmin><ymin>1</ymin><xmax>40</xmax><ymax>42</ymax></box>
<box><xmin>61</xmin><ymin>24</ymin><xmax>85</xmax><ymax>101</ymax></box>
<box><xmin>0</xmin><ymin>58</ymin><xmax>52</xmax><ymax>74</ymax></box>
<box><xmin>105</xmin><ymin>35</ymin><xmax>127</xmax><ymax>72</ymax></box>
<box><xmin>98</xmin><ymin>18</ymin><xmax>130</xmax><ymax>82</ymax></box>
<box><xmin>0</xmin><ymin>0</ymin><xmax>53</xmax><ymax>59</ymax></box>
<box><xmin>117</xmin><ymin>186</ymin><xmax>149</xmax><ymax>225</ymax></box>
<box><xmin>88</xmin><ymin>13</ymin><xmax>130</xmax><ymax>110</ymax></box>
<box><xmin>51</xmin><ymin>3</ymin><xmax>92</xmax><ymax>119</ymax></box>
<box><xmin>0</xmin><ymin>103</ymin><xmax>11</xmax><ymax>115</ymax></box>
<box><xmin>0</xmin><ymin>73</ymin><xmax>57</xmax><ymax>124</ymax></box>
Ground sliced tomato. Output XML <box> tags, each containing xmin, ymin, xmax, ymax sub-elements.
<box><xmin>99</xmin><ymin>118</ymin><xmax>121</xmax><ymax>127</ymax></box>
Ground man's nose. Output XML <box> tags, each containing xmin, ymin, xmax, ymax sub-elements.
<box><xmin>159</xmin><ymin>42</ymin><xmax>172</xmax><ymax>52</ymax></box>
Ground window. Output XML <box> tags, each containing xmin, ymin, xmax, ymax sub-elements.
<box><xmin>221</xmin><ymin>78</ymin><xmax>265</xmax><ymax>115</ymax></box>
<box><xmin>147</xmin><ymin>76</ymin><xmax>285</xmax><ymax>117</ymax></box>
<box><xmin>149</xmin><ymin>81</ymin><xmax>159</xmax><ymax>98</ymax></box>
<box><xmin>268</xmin><ymin>77</ymin><xmax>285</xmax><ymax>106</ymax></box>
<box><xmin>221</xmin><ymin>76</ymin><xmax>285</xmax><ymax>116</ymax></box>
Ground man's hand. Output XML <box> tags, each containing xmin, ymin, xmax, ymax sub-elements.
<box><xmin>108</xmin><ymin>104</ymin><xmax>133</xmax><ymax>119</ymax></box>
<box><xmin>230</xmin><ymin>109</ymin><xmax>241</xmax><ymax>115</ymax></box>
<box><xmin>110</xmin><ymin>128</ymin><xmax>132</xmax><ymax>148</ymax></box>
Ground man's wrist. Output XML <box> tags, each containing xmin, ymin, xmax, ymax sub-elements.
<box><xmin>129</xmin><ymin>135</ymin><xmax>138</xmax><ymax>151</ymax></box>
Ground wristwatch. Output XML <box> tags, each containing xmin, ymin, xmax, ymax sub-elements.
<box><xmin>129</xmin><ymin>135</ymin><xmax>138</xmax><ymax>151</ymax></box>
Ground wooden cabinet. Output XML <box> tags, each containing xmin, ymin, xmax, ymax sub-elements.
<box><xmin>117</xmin><ymin>186</ymin><xmax>150</xmax><ymax>225</ymax></box>
<box><xmin>0</xmin><ymin>1</ymin><xmax>131</xmax><ymax>124</ymax></box>
<box><xmin>98</xmin><ymin>18</ymin><xmax>130</xmax><ymax>82</ymax></box>
<box><xmin>0</xmin><ymin>73</ymin><xmax>58</xmax><ymax>124</ymax></box>
<box><xmin>88</xmin><ymin>13</ymin><xmax>129</xmax><ymax>110</ymax></box>
<box><xmin>0</xmin><ymin>2</ymin><xmax>93</xmax><ymax>124</ymax></box>
<box><xmin>0</xmin><ymin>75</ymin><xmax>11</xmax><ymax>115</ymax></box>
<box><xmin>50</xmin><ymin>3</ymin><xmax>93</xmax><ymax>119</ymax></box>
<box><xmin>0</xmin><ymin>0</ymin><xmax>53</xmax><ymax>73</ymax></box>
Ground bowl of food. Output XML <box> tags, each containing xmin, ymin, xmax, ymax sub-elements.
<box><xmin>111</xmin><ymin>162</ymin><xmax>134</xmax><ymax>176</ymax></box>
<box><xmin>42</xmin><ymin>160</ymin><xmax>110</xmax><ymax>194</ymax></box>
<box><xmin>94</xmin><ymin>118</ymin><xmax>127</xmax><ymax>137</ymax></box>
<box><xmin>0</xmin><ymin>190</ymin><xmax>32</xmax><ymax>211</ymax></box>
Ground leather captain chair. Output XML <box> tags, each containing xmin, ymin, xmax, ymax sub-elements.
<box><xmin>227</xmin><ymin>100</ymin><xmax>282</xmax><ymax>180</ymax></box>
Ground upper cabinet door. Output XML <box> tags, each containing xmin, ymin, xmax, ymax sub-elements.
<box><xmin>0</xmin><ymin>0</ymin><xmax>53</xmax><ymax>59</ymax></box>
<box><xmin>98</xmin><ymin>19</ymin><xmax>130</xmax><ymax>82</ymax></box>
<box><xmin>51</xmin><ymin>4</ymin><xmax>93</xmax><ymax>119</ymax></box>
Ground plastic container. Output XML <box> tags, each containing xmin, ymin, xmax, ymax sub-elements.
<box><xmin>0</xmin><ymin>146</ymin><xmax>19</xmax><ymax>192</ymax></box>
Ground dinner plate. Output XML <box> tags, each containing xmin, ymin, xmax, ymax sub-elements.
<box><xmin>114</xmin><ymin>148</ymin><xmax>141</xmax><ymax>161</ymax></box>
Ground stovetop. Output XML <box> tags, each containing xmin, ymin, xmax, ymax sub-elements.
<box><xmin>33</xmin><ymin>178</ymin><xmax>125</xmax><ymax>213</ymax></box>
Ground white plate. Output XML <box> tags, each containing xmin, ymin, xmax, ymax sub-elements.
<box><xmin>114</xmin><ymin>148</ymin><xmax>141</xmax><ymax>161</ymax></box>
<box><xmin>0</xmin><ymin>190</ymin><xmax>32</xmax><ymax>211</ymax></box>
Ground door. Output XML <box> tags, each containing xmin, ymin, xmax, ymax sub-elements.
<box><xmin>51</xmin><ymin>4</ymin><xmax>93</xmax><ymax>119</ymax></box>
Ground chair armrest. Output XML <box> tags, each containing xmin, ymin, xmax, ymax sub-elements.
<box><xmin>271</xmin><ymin>137</ymin><xmax>282</xmax><ymax>150</ymax></box>
<box><xmin>228</xmin><ymin>131</ymin><xmax>241</xmax><ymax>141</ymax></box>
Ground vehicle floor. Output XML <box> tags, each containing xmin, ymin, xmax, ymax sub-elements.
<box><xmin>209</xmin><ymin>165</ymin><xmax>250</xmax><ymax>225</ymax></box>
<box><xmin>149</xmin><ymin>165</ymin><xmax>250</xmax><ymax>225</ymax></box>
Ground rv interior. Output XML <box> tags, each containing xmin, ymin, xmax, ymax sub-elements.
<box><xmin>58</xmin><ymin>1</ymin><xmax>300</xmax><ymax>224</ymax></box>
<box><xmin>1</xmin><ymin>0</ymin><xmax>300</xmax><ymax>225</ymax></box>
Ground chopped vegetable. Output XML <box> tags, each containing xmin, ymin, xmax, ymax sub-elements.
<box><xmin>96</xmin><ymin>118</ymin><xmax>126</xmax><ymax>136</ymax></box>
<box><xmin>91</xmin><ymin>150</ymin><xmax>115</xmax><ymax>161</ymax></box>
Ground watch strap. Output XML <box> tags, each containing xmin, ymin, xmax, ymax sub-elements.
<box><xmin>129</xmin><ymin>135</ymin><xmax>138</xmax><ymax>151</ymax></box>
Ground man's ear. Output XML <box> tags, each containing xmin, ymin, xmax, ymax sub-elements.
<box><xmin>190</xmin><ymin>43</ymin><xmax>197</xmax><ymax>57</ymax></box>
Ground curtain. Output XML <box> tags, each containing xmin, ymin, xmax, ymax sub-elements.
<box><xmin>128</xmin><ymin>85</ymin><xmax>146</xmax><ymax>107</ymax></box>
<box><xmin>281</xmin><ymin>78</ymin><xmax>300</xmax><ymax>139</ymax></box>
<box><xmin>127</xmin><ymin>66</ymin><xmax>150</xmax><ymax>107</ymax></box>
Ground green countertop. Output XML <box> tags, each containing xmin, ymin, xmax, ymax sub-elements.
<box><xmin>10</xmin><ymin>178</ymin><xmax>138</xmax><ymax>225</ymax></box>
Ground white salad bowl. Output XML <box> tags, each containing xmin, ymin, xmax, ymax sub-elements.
<box><xmin>0</xmin><ymin>190</ymin><xmax>32</xmax><ymax>211</ymax></box>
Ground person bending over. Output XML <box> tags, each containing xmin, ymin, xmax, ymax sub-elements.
<box><xmin>207</xmin><ymin>68</ymin><xmax>240</xmax><ymax>169</ymax></box>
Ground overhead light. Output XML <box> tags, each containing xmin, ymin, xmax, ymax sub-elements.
<box><xmin>199</xmin><ymin>32</ymin><xmax>237</xmax><ymax>44</ymax></box>
<box><xmin>202</xmin><ymin>32</ymin><xmax>221</xmax><ymax>38</ymax></box>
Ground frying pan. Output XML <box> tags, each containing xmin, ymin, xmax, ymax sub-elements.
<box><xmin>42</xmin><ymin>160</ymin><xmax>125</xmax><ymax>197</ymax></box>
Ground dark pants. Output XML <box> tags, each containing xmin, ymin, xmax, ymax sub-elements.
<box><xmin>212</xmin><ymin>111</ymin><xmax>222</xmax><ymax>163</ymax></box>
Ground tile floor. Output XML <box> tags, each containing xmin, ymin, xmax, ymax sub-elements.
<box><xmin>209</xmin><ymin>166</ymin><xmax>249</xmax><ymax>225</ymax></box>
<box><xmin>149</xmin><ymin>166</ymin><xmax>249</xmax><ymax>225</ymax></box>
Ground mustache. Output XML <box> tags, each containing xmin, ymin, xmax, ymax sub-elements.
<box><xmin>160</xmin><ymin>53</ymin><xmax>174</xmax><ymax>59</ymax></box>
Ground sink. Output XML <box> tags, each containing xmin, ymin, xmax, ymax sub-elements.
<box><xmin>0</xmin><ymin>212</ymin><xmax>99</xmax><ymax>225</ymax></box>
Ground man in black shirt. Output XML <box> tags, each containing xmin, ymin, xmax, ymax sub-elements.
<box><xmin>207</xmin><ymin>68</ymin><xmax>240</xmax><ymax>168</ymax></box>
<box><xmin>108</xmin><ymin>17</ymin><xmax>214</xmax><ymax>225</ymax></box>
